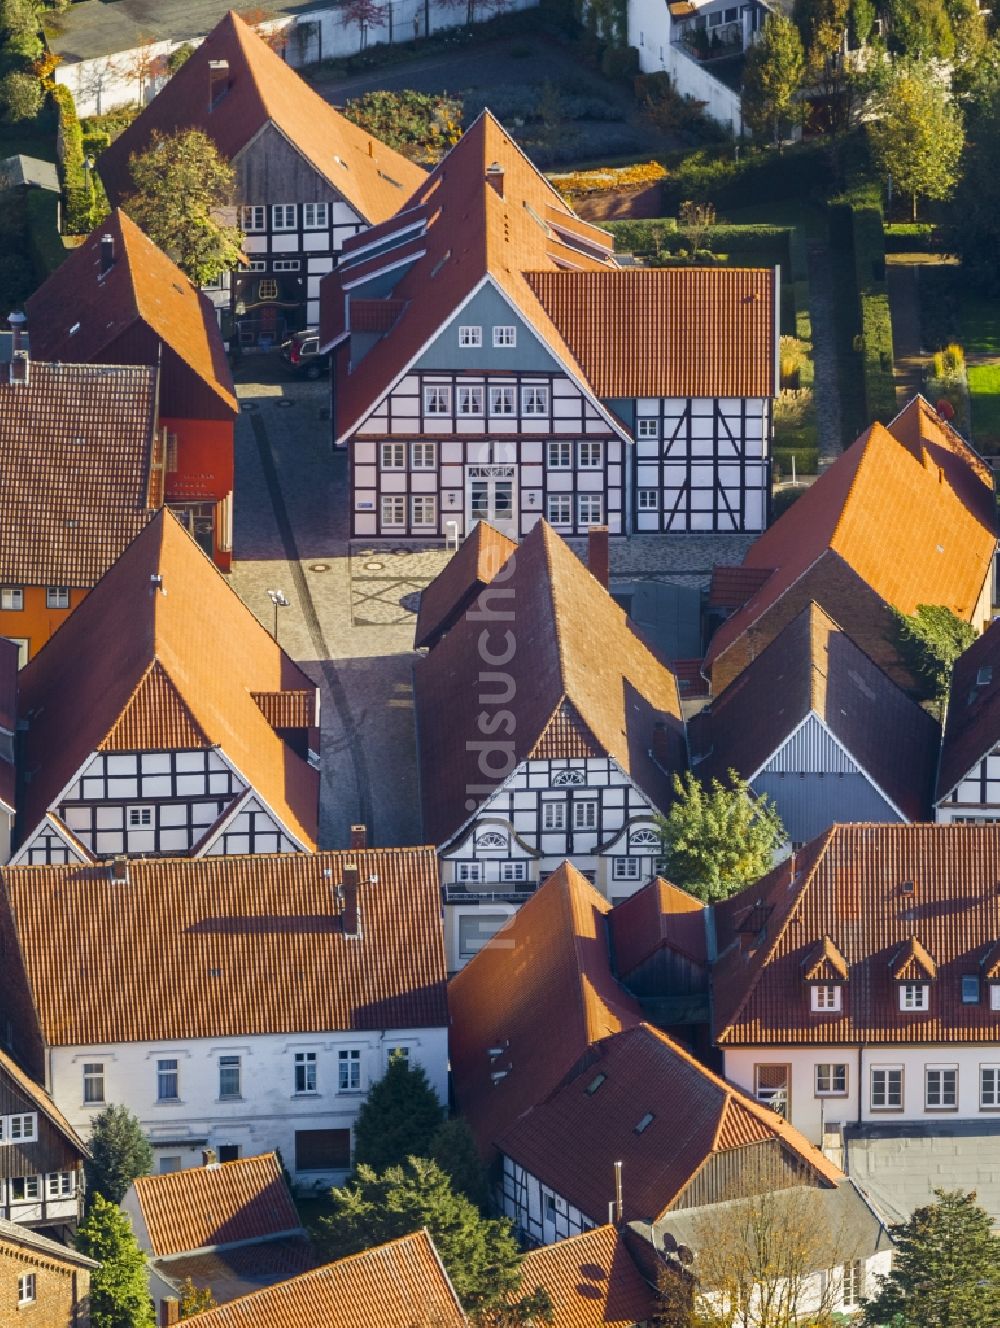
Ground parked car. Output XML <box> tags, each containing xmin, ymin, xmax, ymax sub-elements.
<box><xmin>280</xmin><ymin>330</ymin><xmax>330</xmax><ymax>380</ymax></box>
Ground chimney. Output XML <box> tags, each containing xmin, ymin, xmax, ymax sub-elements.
<box><xmin>8</xmin><ymin>348</ymin><xmax>29</xmax><ymax>387</ymax></box>
<box><xmin>8</xmin><ymin>309</ymin><xmax>27</xmax><ymax>343</ymax></box>
<box><xmin>368</xmin><ymin>138</ymin><xmax>374</xmax><ymax>157</ymax></box>
<box><xmin>160</xmin><ymin>1299</ymin><xmax>180</xmax><ymax>1327</ymax></box>
<box><xmin>342</xmin><ymin>861</ymin><xmax>362</xmax><ymax>939</ymax></box>
<box><xmin>201</xmin><ymin>1147</ymin><xmax>217</xmax><ymax>1168</ymax></box>
<box><xmin>208</xmin><ymin>58</ymin><xmax>230</xmax><ymax>108</ymax></box>
<box><xmin>99</xmin><ymin>233</ymin><xmax>115</xmax><ymax>275</ymax></box>
<box><xmin>110</xmin><ymin>855</ymin><xmax>128</xmax><ymax>884</ymax></box>
<box><xmin>588</xmin><ymin>525</ymin><xmax>609</xmax><ymax>590</ymax></box>
<box><xmin>485</xmin><ymin>161</ymin><xmax>505</xmax><ymax>199</ymax></box>
<box><xmin>349</xmin><ymin>823</ymin><xmax>368</xmax><ymax>851</ymax></box>
<box><xmin>613</xmin><ymin>1160</ymin><xmax>623</xmax><ymax>1224</ymax></box>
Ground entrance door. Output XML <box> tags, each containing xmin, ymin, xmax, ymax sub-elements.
<box><xmin>466</xmin><ymin>465</ymin><xmax>517</xmax><ymax>538</ymax></box>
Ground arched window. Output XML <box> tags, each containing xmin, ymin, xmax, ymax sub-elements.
<box><xmin>629</xmin><ymin>827</ymin><xmax>660</xmax><ymax>849</ymax></box>
<box><xmin>476</xmin><ymin>830</ymin><xmax>507</xmax><ymax>849</ymax></box>
<box><xmin>551</xmin><ymin>769</ymin><xmax>585</xmax><ymax>786</ymax></box>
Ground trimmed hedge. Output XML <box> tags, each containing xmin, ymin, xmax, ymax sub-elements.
<box><xmin>24</xmin><ymin>188</ymin><xmax>65</xmax><ymax>277</ymax></box>
<box><xmin>834</xmin><ymin>186</ymin><xmax>896</xmax><ymax>425</ymax></box>
<box><xmin>602</xmin><ymin>219</ymin><xmax>791</xmax><ymax>268</ymax></box>
<box><xmin>660</xmin><ymin>141</ymin><xmax>836</xmax><ymax>213</ymax></box>
<box><xmin>883</xmin><ymin>222</ymin><xmax>935</xmax><ymax>254</ymax></box>
<box><xmin>51</xmin><ymin>83</ymin><xmax>91</xmax><ymax>234</ymax></box>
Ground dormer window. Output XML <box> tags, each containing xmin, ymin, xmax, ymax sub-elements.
<box><xmin>991</xmin><ymin>984</ymin><xmax>1000</xmax><ymax>1012</ymax></box>
<box><xmin>900</xmin><ymin>982</ymin><xmax>929</xmax><ymax>1011</ymax></box>
<box><xmin>810</xmin><ymin>984</ymin><xmax>842</xmax><ymax>1013</ymax></box>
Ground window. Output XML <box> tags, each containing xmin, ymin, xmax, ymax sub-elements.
<box><xmin>547</xmin><ymin>441</ymin><xmax>572</xmax><ymax>469</ymax></box>
<box><xmin>724</xmin><ymin>5</ymin><xmax>739</xmax><ymax>17</ymax></box>
<box><xmin>493</xmin><ymin>325</ymin><xmax>516</xmax><ymax>347</ymax></box>
<box><xmin>753</xmin><ymin>1064</ymin><xmax>790</xmax><ymax>1115</ymax></box>
<box><xmin>10</xmin><ymin>1176</ymin><xmax>40</xmax><ymax>1201</ymax></box>
<box><xmin>841</xmin><ymin>1260</ymin><xmax>865</xmax><ymax>1308</ymax></box>
<box><xmin>810</xmin><ymin>984</ymin><xmax>842</xmax><ymax>1012</ymax></box>
<box><xmin>338</xmin><ymin>1048</ymin><xmax>362</xmax><ymax>1092</ymax></box>
<box><xmin>456</xmin><ymin>863</ymin><xmax>483</xmax><ymax>883</ymax></box>
<box><xmin>240</xmin><ymin>205</ymin><xmax>265</xmax><ymax>232</ymax></box>
<box><xmin>165</xmin><ymin>433</ymin><xmax>178</xmax><ymax>473</ymax></box>
<box><xmin>272</xmin><ymin>204</ymin><xmax>297</xmax><ymax>231</ymax></box>
<box><xmin>17</xmin><ymin>1273</ymin><xmax>35</xmax><ymax>1306</ymax></box>
<box><xmin>578</xmin><ymin>494</ymin><xmax>603</xmax><ymax>526</ymax></box>
<box><xmin>128</xmin><ymin>805</ymin><xmax>153</xmax><ymax>828</ymax></box>
<box><xmin>573</xmin><ymin>800</ymin><xmax>597</xmax><ymax>830</ymax></box>
<box><xmin>411</xmin><ymin>442</ymin><xmax>436</xmax><ymax>469</ymax></box>
<box><xmin>578</xmin><ymin>441</ymin><xmax>603</xmax><ymax>468</ymax></box>
<box><xmin>424</xmin><ymin>385</ymin><xmax>450</xmax><ymax>416</ymax></box>
<box><xmin>46</xmin><ymin>586</ymin><xmax>70</xmax><ymax>609</ymax></box>
<box><xmin>981</xmin><ymin>1065</ymin><xmax>1000</xmax><ymax>1108</ymax></box>
<box><xmin>992</xmin><ymin>984</ymin><xmax>1000</xmax><ymax>1011</ymax></box>
<box><xmin>815</xmin><ymin>1064</ymin><xmax>848</xmax><ymax>1096</ymax></box>
<box><xmin>273</xmin><ymin>258</ymin><xmax>300</xmax><ymax>272</ymax></box>
<box><xmin>217</xmin><ymin>1144</ymin><xmax>240</xmax><ymax>1163</ymax></box>
<box><xmin>380</xmin><ymin>442</ymin><xmax>405</xmax><ymax>470</ymax></box>
<box><xmin>638</xmin><ymin>489</ymin><xmax>658</xmax><ymax>510</ymax></box>
<box><xmin>247</xmin><ymin>259</ymin><xmax>267</xmax><ymax>272</ymax></box>
<box><xmin>303</xmin><ymin>202</ymin><xmax>329</xmax><ymax>229</ymax></box>
<box><xmin>457</xmin><ymin>385</ymin><xmax>484</xmax><ymax>416</ymax></box>
<box><xmin>158</xmin><ymin>1156</ymin><xmax>182</xmax><ymax>1174</ymax></box>
<box><xmin>295</xmin><ymin>1128</ymin><xmax>351</xmax><ymax>1172</ymax></box>
<box><xmin>522</xmin><ymin>386</ymin><xmax>549</xmax><ymax>415</ymax></box>
<box><xmin>612</xmin><ymin>857</ymin><xmax>641</xmax><ymax>880</ymax></box>
<box><xmin>637</xmin><ymin>417</ymin><xmax>659</xmax><ymax>438</ymax></box>
<box><xmin>83</xmin><ymin>1062</ymin><xmax>105</xmax><ymax>1105</ymax></box>
<box><xmin>219</xmin><ymin>1055</ymin><xmax>241</xmax><ymax>1100</ymax></box>
<box><xmin>156</xmin><ymin>1058</ymin><xmax>179</xmax><ymax>1102</ymax></box>
<box><xmin>459</xmin><ymin>325</ymin><xmax>482</xmax><ymax>348</ymax></box>
<box><xmin>871</xmin><ymin>1066</ymin><xmax>903</xmax><ymax>1109</ymax></box>
<box><xmin>258</xmin><ymin>279</ymin><xmax>278</xmax><ymax>301</ymax></box>
<box><xmin>7</xmin><ymin>1115</ymin><xmax>37</xmax><ymax>1143</ymax></box>
<box><xmin>411</xmin><ymin>496</ymin><xmax>437</xmax><ymax>528</ymax></box>
<box><xmin>294</xmin><ymin>1051</ymin><xmax>317</xmax><ymax>1094</ymax></box>
<box><xmin>962</xmin><ymin>974</ymin><xmax>981</xmax><ymax>1004</ymax></box>
<box><xmin>499</xmin><ymin>862</ymin><xmax>528</xmax><ymax>882</ymax></box>
<box><xmin>380</xmin><ymin>496</ymin><xmax>405</xmax><ymax>527</ymax></box>
<box><xmin>488</xmin><ymin>385</ymin><xmax>514</xmax><ymax>416</ymax></box>
<box><xmin>543</xmin><ymin>801</ymin><xmax>566</xmax><ymax>831</ymax></box>
<box><xmin>925</xmin><ymin>1065</ymin><xmax>957</xmax><ymax>1109</ymax></box>
<box><xmin>458</xmin><ymin>913</ymin><xmax>506</xmax><ymax>959</ymax></box>
<box><xmin>900</xmin><ymin>982</ymin><xmax>929</xmax><ymax>1011</ymax></box>
<box><xmin>0</xmin><ymin>587</ymin><xmax>23</xmax><ymax>611</ymax></box>
<box><xmin>46</xmin><ymin>1170</ymin><xmax>75</xmax><ymax>1198</ymax></box>
<box><xmin>634</xmin><ymin>1112</ymin><xmax>655</xmax><ymax>1134</ymax></box>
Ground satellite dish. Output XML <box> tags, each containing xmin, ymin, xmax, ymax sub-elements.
<box><xmin>677</xmin><ymin>1245</ymin><xmax>695</xmax><ymax>1265</ymax></box>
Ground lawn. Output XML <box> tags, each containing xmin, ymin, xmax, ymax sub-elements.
<box><xmin>960</xmin><ymin>292</ymin><xmax>1000</xmax><ymax>356</ymax></box>
<box><xmin>969</xmin><ymin>364</ymin><xmax>1000</xmax><ymax>449</ymax></box>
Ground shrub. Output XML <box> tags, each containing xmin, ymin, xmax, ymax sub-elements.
<box><xmin>342</xmin><ymin>89</ymin><xmax>461</xmax><ymax>164</ymax></box>
<box><xmin>24</xmin><ymin>187</ymin><xmax>65</xmax><ymax>276</ymax></box>
<box><xmin>835</xmin><ymin>186</ymin><xmax>896</xmax><ymax>424</ymax></box>
<box><xmin>773</xmin><ymin>445</ymin><xmax>820</xmax><ymax>476</ymax></box>
<box><xmin>884</xmin><ymin>221</ymin><xmax>935</xmax><ymax>252</ymax></box>
<box><xmin>51</xmin><ymin>83</ymin><xmax>93</xmax><ymax>233</ymax></box>
<box><xmin>599</xmin><ymin>43</ymin><xmax>639</xmax><ymax>83</ymax></box>
<box><xmin>0</xmin><ymin>70</ymin><xmax>43</xmax><ymax>122</ymax></box>
<box><xmin>661</xmin><ymin>140</ymin><xmax>835</xmax><ymax>212</ymax></box>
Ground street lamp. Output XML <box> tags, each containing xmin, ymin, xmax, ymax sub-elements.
<box><xmin>267</xmin><ymin>588</ymin><xmax>289</xmax><ymax>642</ymax></box>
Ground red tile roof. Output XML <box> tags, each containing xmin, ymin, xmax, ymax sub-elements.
<box><xmin>414</xmin><ymin>520</ymin><xmax>684</xmax><ymax>847</ymax></box>
<box><xmin>132</xmin><ymin>1154</ymin><xmax>303</xmax><ymax>1257</ymax></box>
<box><xmin>704</xmin><ymin>404</ymin><xmax>997</xmax><ymax>686</ymax></box>
<box><xmin>708</xmin><ymin>565</ymin><xmax>775</xmax><ymax>611</ymax></box>
<box><xmin>802</xmin><ymin>935</ymin><xmax>848</xmax><ymax>982</ymax></box>
<box><xmin>0</xmin><ymin>847</ymin><xmax>447</xmax><ymax>1046</ymax></box>
<box><xmin>938</xmin><ymin>620</ymin><xmax>1000</xmax><ymax>802</ymax></box>
<box><xmin>609</xmin><ymin>877</ymin><xmax>707</xmax><ymax>978</ymax></box>
<box><xmin>26</xmin><ymin>210</ymin><xmax>236</xmax><ymax>416</ymax></box>
<box><xmin>448</xmin><ymin>862</ymin><xmax>643</xmax><ymax>1157</ymax></box>
<box><xmin>97</xmin><ymin>12</ymin><xmax>425</xmax><ymax>221</ymax></box>
<box><xmin>414</xmin><ymin>521</ymin><xmax>518</xmax><ymax>651</ymax></box>
<box><xmin>180</xmin><ymin>1231</ymin><xmax>466</xmax><ymax>1328</ymax></box>
<box><xmin>690</xmin><ymin>602</ymin><xmax>941</xmax><ymax>821</ymax></box>
<box><xmin>497</xmin><ymin>1023</ymin><xmax>841</xmax><ymax>1224</ymax></box>
<box><xmin>712</xmin><ymin>823</ymin><xmax>1000</xmax><ymax>1046</ymax></box>
<box><xmin>513</xmin><ymin>1226</ymin><xmax>657</xmax><ymax>1328</ymax></box>
<box><xmin>0</xmin><ymin>360</ymin><xmax>158</xmax><ymax>586</ymax></box>
<box><xmin>16</xmin><ymin>510</ymin><xmax>319</xmax><ymax>849</ymax></box>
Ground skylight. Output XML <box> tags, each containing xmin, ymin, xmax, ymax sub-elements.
<box><xmin>634</xmin><ymin>1112</ymin><xmax>654</xmax><ymax>1134</ymax></box>
<box><xmin>585</xmin><ymin>1072</ymin><xmax>607</xmax><ymax>1096</ymax></box>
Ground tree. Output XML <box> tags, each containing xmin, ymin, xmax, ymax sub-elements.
<box><xmin>863</xmin><ymin>1190</ymin><xmax>1000</xmax><ymax>1328</ymax></box>
<box><xmin>85</xmin><ymin>1104</ymin><xmax>153</xmax><ymax>1205</ymax></box>
<box><xmin>742</xmin><ymin>14</ymin><xmax>805</xmax><ymax>144</ymax></box>
<box><xmin>316</xmin><ymin>1158</ymin><xmax>551</xmax><ymax>1323</ymax></box>
<box><xmin>892</xmin><ymin>603</ymin><xmax>976</xmax><ymax>712</ymax></box>
<box><xmin>656</xmin><ymin>770</ymin><xmax>785</xmax><ymax>902</ymax></box>
<box><xmin>945</xmin><ymin>0</ymin><xmax>987</xmax><ymax>67</ymax></box>
<box><xmin>179</xmin><ymin>1278</ymin><xmax>216</xmax><ymax>1318</ymax></box>
<box><xmin>0</xmin><ymin>70</ymin><xmax>42</xmax><ymax>123</ymax></box>
<box><xmin>886</xmin><ymin>0</ymin><xmax>955</xmax><ymax>59</ymax></box>
<box><xmin>430</xmin><ymin>1117</ymin><xmax>490</xmax><ymax>1211</ymax></box>
<box><xmin>76</xmin><ymin>1194</ymin><xmax>155</xmax><ymax>1328</ymax></box>
<box><xmin>953</xmin><ymin>83</ymin><xmax>1000</xmax><ymax>285</ymax></box>
<box><xmin>352</xmin><ymin>1053</ymin><xmax>444</xmax><ymax>1172</ymax></box>
<box><xmin>679</xmin><ymin>200</ymin><xmax>717</xmax><ymax>257</ymax></box>
<box><xmin>867</xmin><ymin>64</ymin><xmax>964</xmax><ymax>219</ymax></box>
<box><xmin>340</xmin><ymin>0</ymin><xmax>386</xmax><ymax>50</ymax></box>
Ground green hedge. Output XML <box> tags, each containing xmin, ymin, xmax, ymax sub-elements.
<box><xmin>883</xmin><ymin>222</ymin><xmax>935</xmax><ymax>254</ymax></box>
<box><xmin>24</xmin><ymin>188</ymin><xmax>65</xmax><ymax>277</ymax></box>
<box><xmin>773</xmin><ymin>445</ymin><xmax>820</xmax><ymax>476</ymax></box>
<box><xmin>602</xmin><ymin>219</ymin><xmax>790</xmax><ymax>267</ymax></box>
<box><xmin>51</xmin><ymin>83</ymin><xmax>91</xmax><ymax>234</ymax></box>
<box><xmin>660</xmin><ymin>141</ymin><xmax>835</xmax><ymax>213</ymax></box>
<box><xmin>835</xmin><ymin>187</ymin><xmax>896</xmax><ymax>425</ymax></box>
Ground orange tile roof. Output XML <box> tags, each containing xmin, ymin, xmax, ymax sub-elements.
<box><xmin>0</xmin><ymin>1047</ymin><xmax>88</xmax><ymax>1157</ymax></box>
<box><xmin>609</xmin><ymin>876</ymin><xmax>707</xmax><ymax>977</ymax></box>
<box><xmin>415</xmin><ymin>521</ymin><xmax>685</xmax><ymax>847</ymax></box>
<box><xmin>16</xmin><ymin>510</ymin><xmax>318</xmax><ymax>848</ymax></box>
<box><xmin>497</xmin><ymin>1023</ymin><xmax>841</xmax><ymax>1224</ymax></box>
<box><xmin>0</xmin><ymin>847</ymin><xmax>447</xmax><ymax>1046</ymax></box>
<box><xmin>0</xmin><ymin>360</ymin><xmax>158</xmax><ymax>586</ymax></box>
<box><xmin>26</xmin><ymin>210</ymin><xmax>236</xmax><ymax>416</ymax></box>
<box><xmin>712</xmin><ymin>823</ymin><xmax>1000</xmax><ymax>1046</ymax></box>
<box><xmin>890</xmin><ymin>935</ymin><xmax>937</xmax><ymax>981</ymax></box>
<box><xmin>180</xmin><ymin>1231</ymin><xmax>466</xmax><ymax>1328</ymax></box>
<box><xmin>251</xmin><ymin>689</ymin><xmax>318</xmax><ymax>731</ymax></box>
<box><xmin>98</xmin><ymin>12</ymin><xmax>425</xmax><ymax>223</ymax></box>
<box><xmin>704</xmin><ymin>402</ymin><xmax>997</xmax><ymax>682</ymax></box>
<box><xmin>513</xmin><ymin>1227</ymin><xmax>656</xmax><ymax>1328</ymax></box>
<box><xmin>526</xmin><ymin>267</ymin><xmax>775</xmax><ymax>400</ymax></box>
<box><xmin>802</xmin><ymin>935</ymin><xmax>849</xmax><ymax>982</ymax></box>
<box><xmin>414</xmin><ymin>520</ymin><xmax>518</xmax><ymax>651</ymax></box>
<box><xmin>132</xmin><ymin>1154</ymin><xmax>303</xmax><ymax>1257</ymax></box>
<box><xmin>448</xmin><ymin>861</ymin><xmax>643</xmax><ymax>1157</ymax></box>
<box><xmin>938</xmin><ymin>619</ymin><xmax>1000</xmax><ymax>801</ymax></box>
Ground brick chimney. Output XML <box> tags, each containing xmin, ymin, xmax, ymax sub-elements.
<box><xmin>160</xmin><ymin>1299</ymin><xmax>180</xmax><ymax>1327</ymax></box>
<box><xmin>349</xmin><ymin>823</ymin><xmax>368</xmax><ymax>851</ymax></box>
<box><xmin>208</xmin><ymin>58</ymin><xmax>230</xmax><ymax>109</ymax></box>
<box><xmin>110</xmin><ymin>855</ymin><xmax>128</xmax><ymax>884</ymax></box>
<box><xmin>485</xmin><ymin>161</ymin><xmax>505</xmax><ymax>199</ymax></box>
<box><xmin>99</xmin><ymin>233</ymin><xmax>115</xmax><ymax>275</ymax></box>
<box><xmin>588</xmin><ymin>525</ymin><xmax>609</xmax><ymax>590</ymax></box>
<box><xmin>342</xmin><ymin>861</ymin><xmax>362</xmax><ymax>939</ymax></box>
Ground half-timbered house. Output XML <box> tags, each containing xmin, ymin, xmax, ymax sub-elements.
<box><xmin>97</xmin><ymin>12</ymin><xmax>426</xmax><ymax>340</ymax></box>
<box><xmin>0</xmin><ymin>1050</ymin><xmax>87</xmax><ymax>1239</ymax></box>
<box><xmin>936</xmin><ymin>620</ymin><xmax>1000</xmax><ymax>822</ymax></box>
<box><xmin>26</xmin><ymin>211</ymin><xmax>238</xmax><ymax>570</ymax></box>
<box><xmin>320</xmin><ymin>111</ymin><xmax>777</xmax><ymax>540</ymax></box>
<box><xmin>11</xmin><ymin>509</ymin><xmax>319</xmax><ymax>865</ymax></box>
<box><xmin>414</xmin><ymin>522</ymin><xmax>686</xmax><ymax>966</ymax></box>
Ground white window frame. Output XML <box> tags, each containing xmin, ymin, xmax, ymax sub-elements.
<box><xmin>457</xmin><ymin>385</ymin><xmax>484</xmax><ymax>417</ymax></box>
<box><xmin>900</xmin><ymin>982</ymin><xmax>929</xmax><ymax>1011</ymax></box>
<box><xmin>499</xmin><ymin>861</ymin><xmax>528</xmax><ymax>883</ymax></box>
<box><xmin>636</xmin><ymin>417</ymin><xmax>659</xmax><ymax>438</ymax></box>
<box><xmin>637</xmin><ymin>489</ymin><xmax>658</xmax><ymax>510</ymax></box>
<box><xmin>542</xmin><ymin>801</ymin><xmax>566</xmax><ymax>832</ymax></box>
<box><xmin>128</xmin><ymin>805</ymin><xmax>154</xmax><ymax>828</ymax></box>
<box><xmin>547</xmin><ymin>441</ymin><xmax>572</xmax><ymax>469</ymax></box>
<box><xmin>380</xmin><ymin>442</ymin><xmax>406</xmax><ymax>470</ymax></box>
<box><xmin>810</xmin><ymin>984</ymin><xmax>842</xmax><ymax>1013</ymax></box>
<box><xmin>246</xmin><ymin>259</ymin><xmax>267</xmax><ymax>273</ymax></box>
<box><xmin>380</xmin><ymin>496</ymin><xmax>405</xmax><ymax>527</ymax></box>
<box><xmin>303</xmin><ymin>202</ymin><xmax>329</xmax><ymax>230</ymax></box>
<box><xmin>459</xmin><ymin>325</ymin><xmax>482</xmax><ymax>348</ymax></box>
<box><xmin>980</xmin><ymin>1064</ymin><xmax>1000</xmax><ymax>1108</ymax></box>
<box><xmin>273</xmin><ymin>258</ymin><xmax>300</xmax><ymax>272</ymax></box>
<box><xmin>612</xmin><ymin>856</ymin><xmax>641</xmax><ymax>881</ymax></box>
<box><xmin>83</xmin><ymin>1062</ymin><xmax>105</xmax><ymax>1105</ymax></box>
<box><xmin>547</xmin><ymin>494</ymin><xmax>572</xmax><ymax>525</ymax></box>
<box><xmin>11</xmin><ymin>1175</ymin><xmax>41</xmax><ymax>1202</ymax></box>
<box><xmin>240</xmin><ymin>205</ymin><xmax>266</xmax><ymax>232</ymax></box>
<box><xmin>17</xmin><ymin>1273</ymin><xmax>35</xmax><ymax>1306</ymax></box>
<box><xmin>411</xmin><ymin>496</ymin><xmax>437</xmax><ymax>528</ymax></box>
<box><xmin>424</xmin><ymin>385</ymin><xmax>450</xmax><ymax>416</ymax></box>
<box><xmin>493</xmin><ymin>325</ymin><xmax>516</xmax><ymax>348</ymax></box>
<box><xmin>522</xmin><ymin>385</ymin><xmax>549</xmax><ymax>416</ymax></box>
<box><xmin>578</xmin><ymin>441</ymin><xmax>603</xmax><ymax>469</ymax></box>
<box><xmin>46</xmin><ymin>1169</ymin><xmax>75</xmax><ymax>1198</ymax></box>
<box><xmin>271</xmin><ymin>204</ymin><xmax>297</xmax><ymax>231</ymax></box>
<box><xmin>6</xmin><ymin>1114</ymin><xmax>37</xmax><ymax>1144</ymax></box>
<box><xmin>925</xmin><ymin>1064</ymin><xmax>958</xmax><ymax>1110</ymax></box>
<box><xmin>294</xmin><ymin>1050</ymin><xmax>317</xmax><ymax>1095</ymax></box>
<box><xmin>814</xmin><ymin>1063</ymin><xmax>848</xmax><ymax>1096</ymax></box>
<box><xmin>456</xmin><ymin>863</ymin><xmax>483</xmax><ymax>883</ymax></box>
<box><xmin>870</xmin><ymin>1065</ymin><xmax>903</xmax><ymax>1110</ymax></box>
<box><xmin>489</xmin><ymin>386</ymin><xmax>515</xmax><ymax>416</ymax></box>
<box><xmin>338</xmin><ymin>1048</ymin><xmax>362</xmax><ymax>1092</ymax></box>
<box><xmin>573</xmin><ymin>799</ymin><xmax>598</xmax><ymax>830</ymax></box>
<box><xmin>578</xmin><ymin>494</ymin><xmax>603</xmax><ymax>526</ymax></box>
<box><xmin>156</xmin><ymin>1058</ymin><xmax>179</xmax><ymax>1103</ymax></box>
<box><xmin>46</xmin><ymin>586</ymin><xmax>70</xmax><ymax>609</ymax></box>
<box><xmin>411</xmin><ymin>442</ymin><xmax>437</xmax><ymax>469</ymax></box>
<box><xmin>991</xmin><ymin>984</ymin><xmax>1000</xmax><ymax>1011</ymax></box>
<box><xmin>219</xmin><ymin>1054</ymin><xmax>242</xmax><ymax>1101</ymax></box>
<box><xmin>0</xmin><ymin>587</ymin><xmax>23</xmax><ymax>611</ymax></box>
<box><xmin>841</xmin><ymin>1260</ymin><xmax>865</xmax><ymax>1308</ymax></box>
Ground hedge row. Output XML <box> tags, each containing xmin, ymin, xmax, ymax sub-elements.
<box><xmin>24</xmin><ymin>189</ymin><xmax>65</xmax><ymax>277</ymax></box>
<box><xmin>659</xmin><ymin>140</ymin><xmax>835</xmax><ymax>213</ymax></box>
<box><xmin>602</xmin><ymin>219</ymin><xmax>791</xmax><ymax>266</ymax></box>
<box><xmin>837</xmin><ymin>188</ymin><xmax>896</xmax><ymax>425</ymax></box>
<box><xmin>51</xmin><ymin>83</ymin><xmax>91</xmax><ymax>234</ymax></box>
<box><xmin>883</xmin><ymin>223</ymin><xmax>936</xmax><ymax>254</ymax></box>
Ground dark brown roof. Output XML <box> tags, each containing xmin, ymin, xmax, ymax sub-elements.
<box><xmin>938</xmin><ymin>620</ymin><xmax>1000</xmax><ymax>801</ymax></box>
<box><xmin>16</xmin><ymin>510</ymin><xmax>319</xmax><ymax>848</ymax></box>
<box><xmin>414</xmin><ymin>521</ymin><xmax>684</xmax><ymax>847</ymax></box>
<box><xmin>690</xmin><ymin>602</ymin><xmax>941</xmax><ymax>821</ymax></box>
<box><xmin>713</xmin><ymin>824</ymin><xmax>1000</xmax><ymax>1045</ymax></box>
<box><xmin>609</xmin><ymin>877</ymin><xmax>707</xmax><ymax>977</ymax></box>
<box><xmin>1</xmin><ymin>848</ymin><xmax>447</xmax><ymax>1046</ymax></box>
<box><xmin>98</xmin><ymin>12</ymin><xmax>425</xmax><ymax>219</ymax></box>
<box><xmin>154</xmin><ymin>1238</ymin><xmax>317</xmax><ymax>1307</ymax></box>
<box><xmin>414</xmin><ymin>521</ymin><xmax>517</xmax><ymax>651</ymax></box>
<box><xmin>0</xmin><ymin>360</ymin><xmax>158</xmax><ymax>586</ymax></box>
<box><xmin>708</xmin><ymin>565</ymin><xmax>774</xmax><ymax>611</ymax></box>
<box><xmin>26</xmin><ymin>210</ymin><xmax>236</xmax><ymax>415</ymax></box>
<box><xmin>0</xmin><ymin>1047</ymin><xmax>88</xmax><ymax>1156</ymax></box>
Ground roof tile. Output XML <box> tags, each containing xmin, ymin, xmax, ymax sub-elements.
<box><xmin>513</xmin><ymin>1226</ymin><xmax>657</xmax><ymax>1328</ymax></box>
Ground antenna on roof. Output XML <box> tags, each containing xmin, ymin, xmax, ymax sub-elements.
<box><xmin>613</xmin><ymin>1160</ymin><xmax>623</xmax><ymax>1224</ymax></box>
